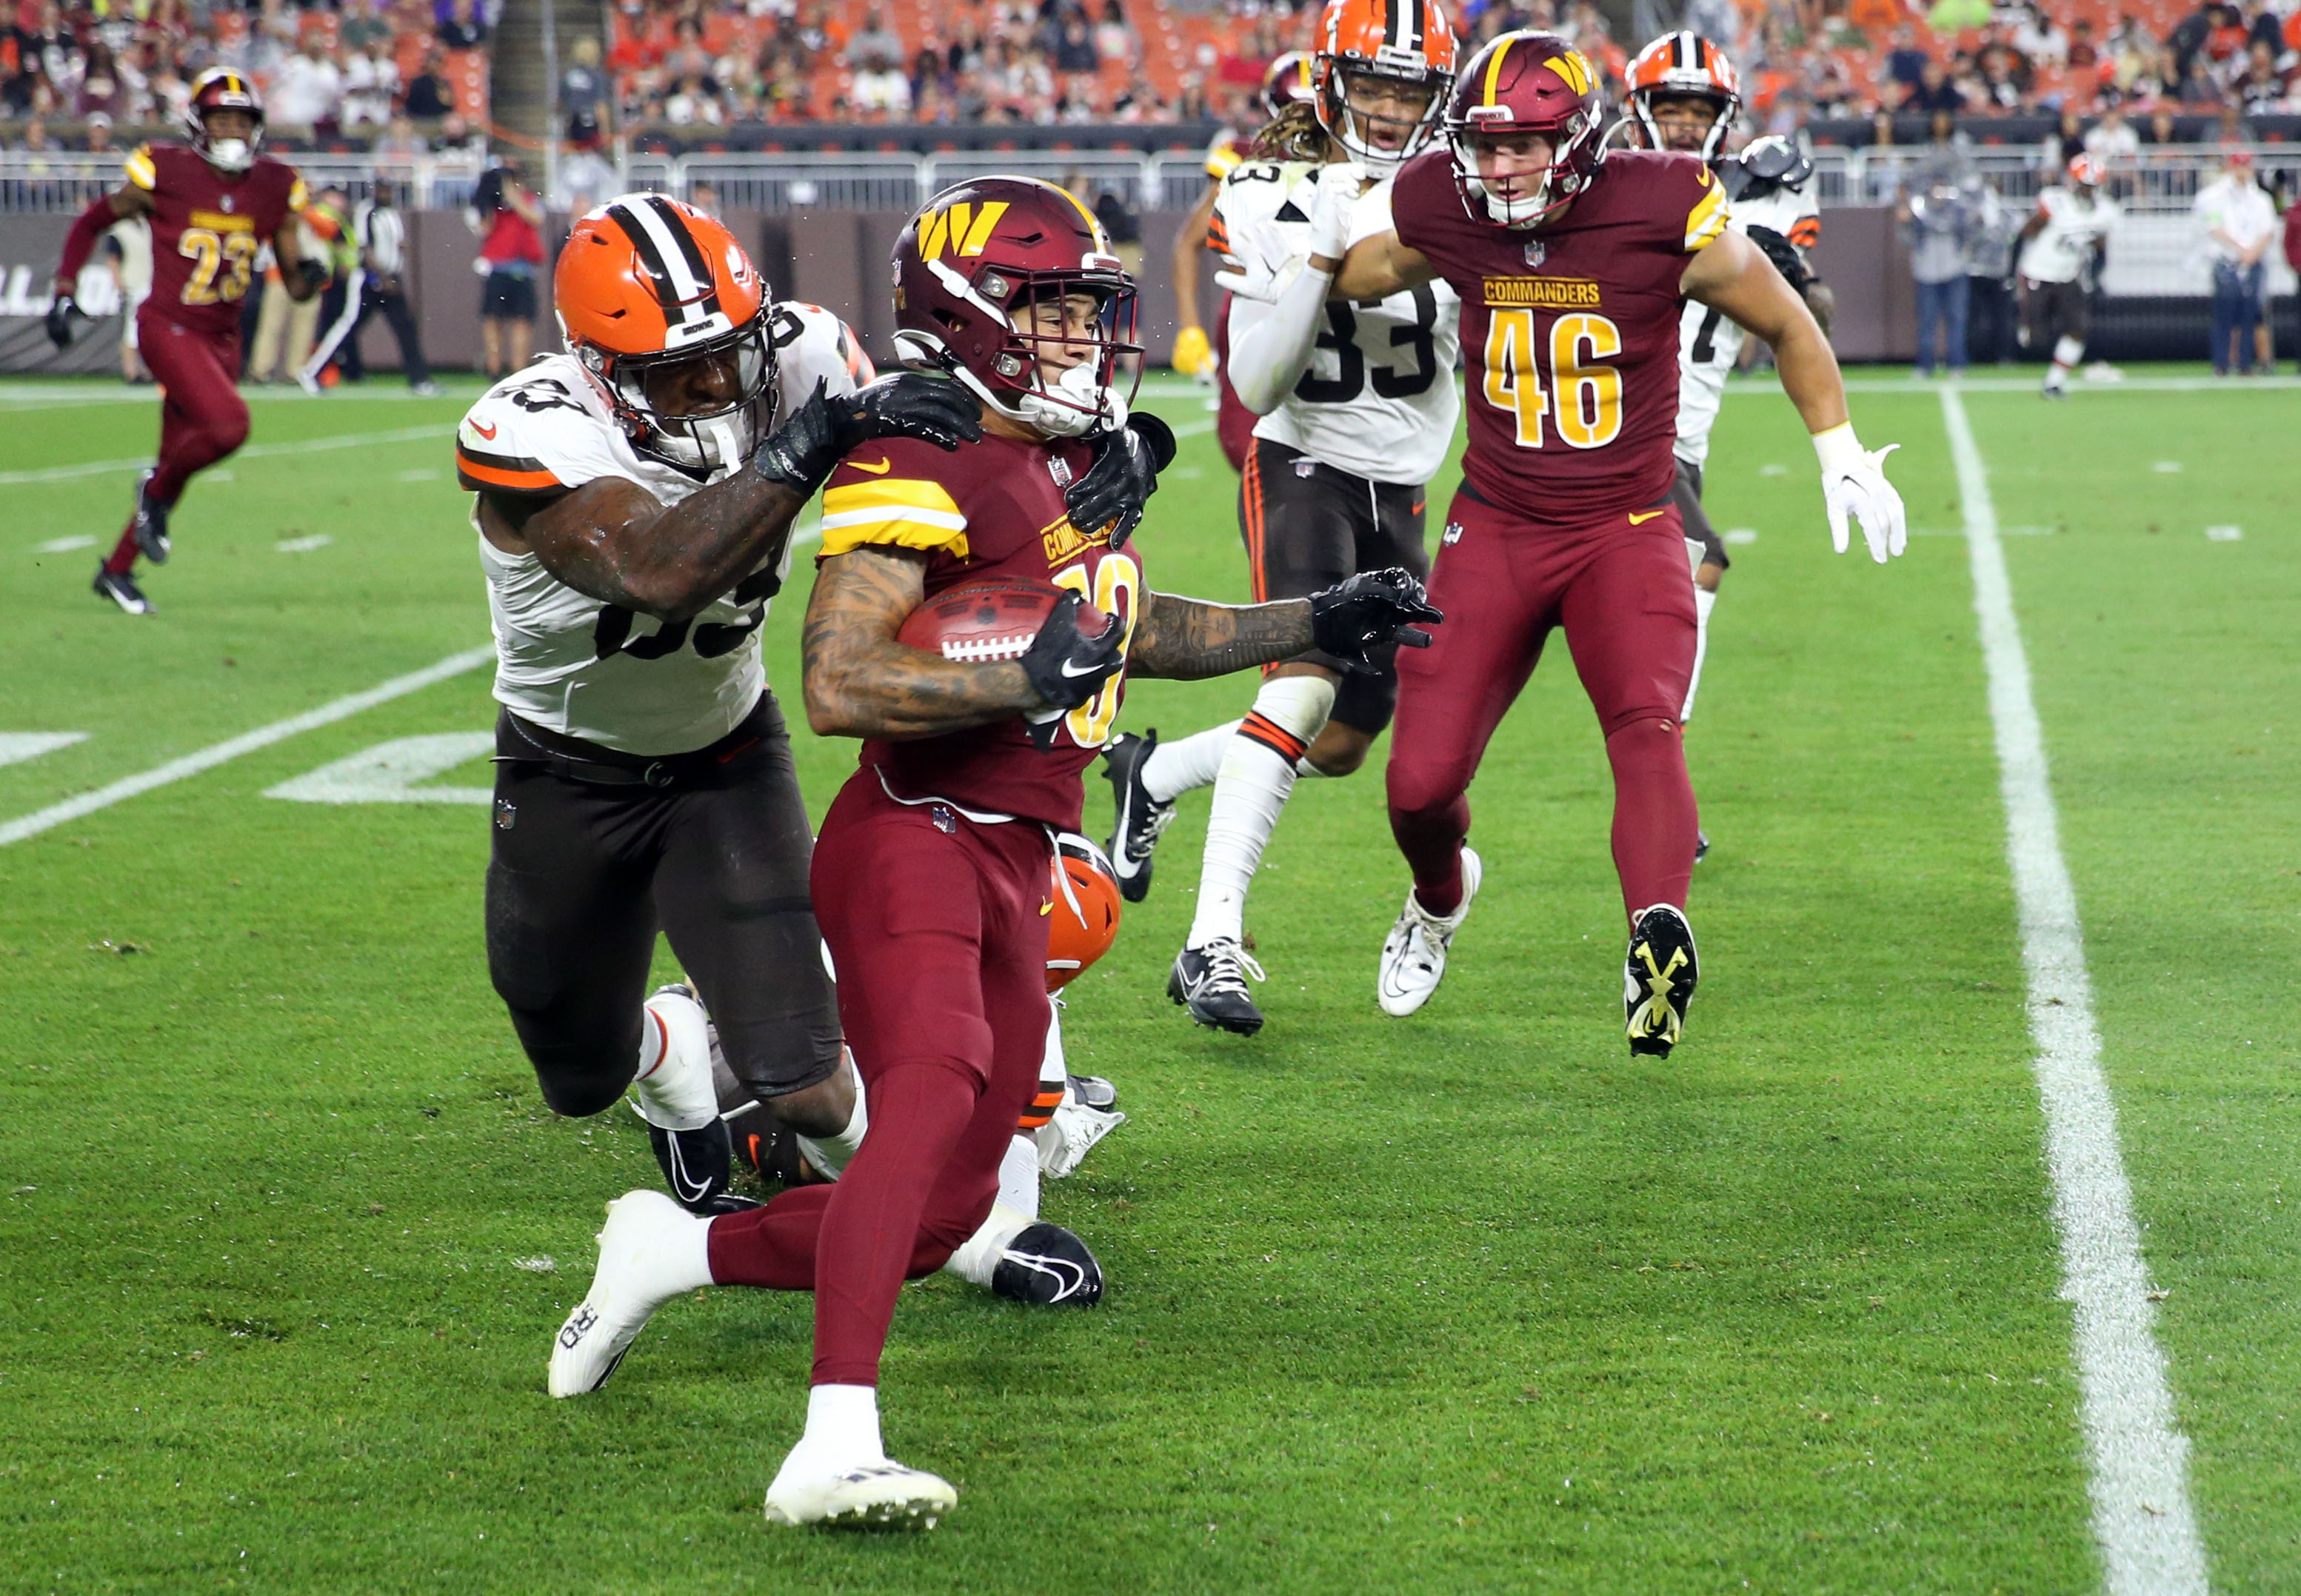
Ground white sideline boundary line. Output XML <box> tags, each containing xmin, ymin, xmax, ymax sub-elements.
<box><xmin>0</xmin><ymin>646</ymin><xmax>494</xmax><ymax>847</ymax></box>
<box><xmin>0</xmin><ymin>423</ymin><xmax>455</xmax><ymax>487</ymax></box>
<box><xmin>1943</xmin><ymin>385</ymin><xmax>2208</xmax><ymax>1596</ymax></box>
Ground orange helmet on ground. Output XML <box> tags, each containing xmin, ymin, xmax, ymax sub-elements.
<box><xmin>1263</xmin><ymin>50</ymin><xmax>1318</xmax><ymax>117</ymax></box>
<box><xmin>1046</xmin><ymin>833</ymin><xmax>1122</xmax><ymax>993</ymax></box>
<box><xmin>556</xmin><ymin>193</ymin><xmax>776</xmax><ymax>475</ymax></box>
<box><xmin>185</xmin><ymin>67</ymin><xmax>264</xmax><ymax>172</ymax></box>
<box><xmin>1314</xmin><ymin>0</ymin><xmax>1459</xmax><ymax>175</ymax></box>
<box><xmin>1625</xmin><ymin>30</ymin><xmax>1742</xmax><ymax>161</ymax></box>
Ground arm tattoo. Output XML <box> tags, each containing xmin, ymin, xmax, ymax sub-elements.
<box><xmin>1127</xmin><ymin>590</ymin><xmax>1315</xmax><ymax>680</ymax></box>
<box><xmin>489</xmin><ymin>469</ymin><xmax>814</xmax><ymax>624</ymax></box>
<box><xmin>800</xmin><ymin>547</ymin><xmax>1042</xmax><ymax>739</ymax></box>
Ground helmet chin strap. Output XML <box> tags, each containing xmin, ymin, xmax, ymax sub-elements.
<box><xmin>697</xmin><ymin>415</ymin><xmax>747</xmax><ymax>478</ymax></box>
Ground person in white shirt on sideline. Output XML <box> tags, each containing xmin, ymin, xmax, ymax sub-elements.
<box><xmin>2195</xmin><ymin>146</ymin><xmax>2278</xmax><ymax>375</ymax></box>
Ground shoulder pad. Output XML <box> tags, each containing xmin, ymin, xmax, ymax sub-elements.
<box><xmin>455</xmin><ymin>364</ymin><xmax>609</xmax><ymax>497</ymax></box>
<box><xmin>770</xmin><ymin>301</ymin><xmax>872</xmax><ymax>401</ymax></box>
<box><xmin>124</xmin><ymin>144</ymin><xmax>158</xmax><ymax>190</ymax></box>
<box><xmin>1721</xmin><ymin>136</ymin><xmax>1814</xmax><ymax>204</ymax></box>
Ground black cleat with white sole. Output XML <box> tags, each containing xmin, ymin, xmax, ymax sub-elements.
<box><xmin>645</xmin><ymin>1118</ymin><xmax>747</xmax><ymax>1215</ymax></box>
<box><xmin>1102</xmin><ymin>730</ymin><xmax>1174</xmax><ymax>904</ymax></box>
<box><xmin>132</xmin><ymin>471</ymin><xmax>172</xmax><ymax>564</ymax></box>
<box><xmin>1168</xmin><ymin>938</ymin><xmax>1265</xmax><ymax>1035</ymax></box>
<box><xmin>92</xmin><ymin>565</ymin><xmax>154</xmax><ymax>615</ymax></box>
<box><xmin>1624</xmin><ymin>904</ymin><xmax>1699</xmax><ymax>1058</ymax></box>
<box><xmin>991</xmin><ymin>1222</ymin><xmax>1104</xmax><ymax>1306</ymax></box>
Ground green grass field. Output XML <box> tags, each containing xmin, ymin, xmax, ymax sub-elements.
<box><xmin>1</xmin><ymin>368</ymin><xmax>2294</xmax><ymax>1593</ymax></box>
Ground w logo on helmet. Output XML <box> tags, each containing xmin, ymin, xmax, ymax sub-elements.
<box><xmin>1545</xmin><ymin>50</ymin><xmax>1594</xmax><ymax>96</ymax></box>
<box><xmin>918</xmin><ymin>201</ymin><xmax>1012</xmax><ymax>262</ymax></box>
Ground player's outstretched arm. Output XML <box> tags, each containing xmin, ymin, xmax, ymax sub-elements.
<box><xmin>1682</xmin><ymin>230</ymin><xmax>1906</xmax><ymax>564</ymax></box>
<box><xmin>801</xmin><ymin>547</ymin><xmax>1121</xmax><ymax>739</ymax></box>
<box><xmin>50</xmin><ymin>184</ymin><xmax>153</xmax><ymax>344</ymax></box>
<box><xmin>1329</xmin><ymin>229</ymin><xmax>1436</xmax><ymax>304</ymax></box>
<box><xmin>1130</xmin><ymin>568</ymin><xmax>1440</xmax><ymax>680</ymax></box>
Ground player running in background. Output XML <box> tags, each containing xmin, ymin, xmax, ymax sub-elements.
<box><xmin>2017</xmin><ymin>153</ymin><xmax>2117</xmax><ymax>399</ymax></box>
<box><xmin>1171</xmin><ymin>52</ymin><xmax>1318</xmax><ymax>472</ymax></box>
<box><xmin>1106</xmin><ymin>0</ymin><xmax>1459</xmax><ymax>1035</ymax></box>
<box><xmin>1329</xmin><ymin>33</ymin><xmax>1905</xmax><ymax>1052</ymax></box>
<box><xmin>546</xmin><ymin>177</ymin><xmax>1439</xmax><ymax>1528</ymax></box>
<box><xmin>1619</xmin><ymin>32</ymin><xmax>1831</xmax><ymax>858</ymax></box>
<box><xmin>48</xmin><ymin>69</ymin><xmax>322</xmax><ymax>615</ymax></box>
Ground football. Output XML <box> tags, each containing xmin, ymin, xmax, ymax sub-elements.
<box><xmin>896</xmin><ymin>578</ymin><xmax>1111</xmax><ymax>664</ymax></box>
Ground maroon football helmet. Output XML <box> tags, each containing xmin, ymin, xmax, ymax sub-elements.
<box><xmin>185</xmin><ymin>67</ymin><xmax>265</xmax><ymax>173</ymax></box>
<box><xmin>890</xmin><ymin>176</ymin><xmax>1141</xmax><ymax>438</ymax></box>
<box><xmin>1445</xmin><ymin>32</ymin><xmax>1607</xmax><ymax>230</ymax></box>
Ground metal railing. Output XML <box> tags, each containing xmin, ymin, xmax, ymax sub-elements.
<box><xmin>1808</xmin><ymin>144</ymin><xmax>2301</xmax><ymax>212</ymax></box>
<box><xmin>0</xmin><ymin>150</ymin><xmax>494</xmax><ymax>213</ymax></box>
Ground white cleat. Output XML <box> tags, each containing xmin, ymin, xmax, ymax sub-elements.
<box><xmin>547</xmin><ymin>1189</ymin><xmax>708</xmax><ymax>1398</ymax></box>
<box><xmin>1376</xmin><ymin>846</ymin><xmax>1483</xmax><ymax>1018</ymax></box>
<box><xmin>764</xmin><ymin>1455</ymin><xmax>958</xmax><ymax>1529</ymax></box>
<box><xmin>1035</xmin><ymin>1098</ymin><xmax>1126</xmax><ymax>1180</ymax></box>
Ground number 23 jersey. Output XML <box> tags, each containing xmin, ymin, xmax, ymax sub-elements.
<box><xmin>455</xmin><ymin>302</ymin><xmax>872</xmax><ymax>755</ymax></box>
<box><xmin>1214</xmin><ymin>158</ymin><xmax>1461</xmax><ymax>485</ymax></box>
<box><xmin>123</xmin><ymin>141</ymin><xmax>306</xmax><ymax>337</ymax></box>
<box><xmin>1388</xmin><ymin>147</ymin><xmax>1729</xmax><ymax>525</ymax></box>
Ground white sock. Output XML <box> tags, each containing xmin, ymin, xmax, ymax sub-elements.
<box><xmin>797</xmin><ymin>1383</ymin><xmax>885</xmax><ymax>1469</ymax></box>
<box><xmin>631</xmin><ymin>989</ymin><xmax>717</xmax><ymax>1131</ymax></box>
<box><xmin>940</xmin><ymin>1201</ymin><xmax>1033</xmax><ymax>1287</ymax></box>
<box><xmin>793</xmin><ymin>1049</ymin><xmax>866</xmax><ymax>1179</ymax></box>
<box><xmin>2049</xmin><ymin>335</ymin><xmax>2083</xmax><ymax>384</ymax></box>
<box><xmin>1683</xmin><ymin>585</ymin><xmax>1717</xmax><ymax>722</ymax></box>
<box><xmin>996</xmin><ymin>1132</ymin><xmax>1041</xmax><ymax>1220</ymax></box>
<box><xmin>1140</xmin><ymin>719</ymin><xmax>1239</xmax><ymax>804</ymax></box>
<box><xmin>655</xmin><ymin>1203</ymin><xmax>717</xmax><ymax>1294</ymax></box>
<box><xmin>1294</xmin><ymin>755</ymin><xmax>1331</xmax><ymax>778</ymax></box>
<box><xmin>1186</xmin><ymin>675</ymin><xmax>1335</xmax><ymax>949</ymax></box>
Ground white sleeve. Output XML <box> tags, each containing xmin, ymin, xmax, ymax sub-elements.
<box><xmin>1223</xmin><ymin>258</ymin><xmax>1334</xmax><ymax>416</ymax></box>
<box><xmin>455</xmin><ymin>367</ymin><xmax>627</xmax><ymax>495</ymax></box>
<box><xmin>772</xmin><ymin>301</ymin><xmax>873</xmax><ymax>407</ymax></box>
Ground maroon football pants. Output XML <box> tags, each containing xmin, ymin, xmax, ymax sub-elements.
<box><xmin>1386</xmin><ymin>487</ymin><xmax>1700</xmax><ymax>924</ymax></box>
<box><xmin>704</xmin><ymin>769</ymin><xmax>1052</xmax><ymax>1387</ymax></box>
<box><xmin>106</xmin><ymin>310</ymin><xmax>250</xmax><ymax>574</ymax></box>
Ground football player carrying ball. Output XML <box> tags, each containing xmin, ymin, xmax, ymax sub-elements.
<box><xmin>549</xmin><ymin>176</ymin><xmax>1440</xmax><ymax>1530</ymax></box>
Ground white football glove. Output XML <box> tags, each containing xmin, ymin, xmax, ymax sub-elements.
<box><xmin>1306</xmin><ymin>160</ymin><xmax>1366</xmax><ymax>261</ymax></box>
<box><xmin>1812</xmin><ymin>423</ymin><xmax>1907</xmax><ymax>564</ymax></box>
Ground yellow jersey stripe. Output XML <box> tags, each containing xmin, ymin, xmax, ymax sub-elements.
<box><xmin>1684</xmin><ymin>184</ymin><xmax>1729</xmax><ymax>252</ymax></box>
<box><xmin>818</xmin><ymin>515</ymin><xmax>971</xmax><ymax>561</ymax></box>
<box><xmin>822</xmin><ymin>478</ymin><xmax>964</xmax><ymax>517</ymax></box>
<box><xmin>124</xmin><ymin>146</ymin><xmax>157</xmax><ymax>190</ymax></box>
<box><xmin>818</xmin><ymin>504</ymin><xmax>969</xmax><ymax>534</ymax></box>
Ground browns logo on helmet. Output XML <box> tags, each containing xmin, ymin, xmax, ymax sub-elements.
<box><xmin>185</xmin><ymin>67</ymin><xmax>264</xmax><ymax>173</ymax></box>
<box><xmin>2065</xmin><ymin>153</ymin><xmax>2104</xmax><ymax>189</ymax></box>
<box><xmin>890</xmin><ymin>176</ymin><xmax>1141</xmax><ymax>438</ymax></box>
<box><xmin>1623</xmin><ymin>31</ymin><xmax>1742</xmax><ymax>161</ymax></box>
<box><xmin>1445</xmin><ymin>31</ymin><xmax>1608</xmax><ymax>230</ymax></box>
<box><xmin>1263</xmin><ymin>50</ymin><xmax>1318</xmax><ymax>118</ymax></box>
<box><xmin>1314</xmin><ymin>0</ymin><xmax>1458</xmax><ymax>175</ymax></box>
<box><xmin>1046</xmin><ymin>833</ymin><xmax>1122</xmax><ymax>993</ymax></box>
<box><xmin>555</xmin><ymin>193</ymin><xmax>777</xmax><ymax>475</ymax></box>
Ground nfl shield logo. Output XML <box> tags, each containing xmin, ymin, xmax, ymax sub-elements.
<box><xmin>1047</xmin><ymin>456</ymin><xmax>1074</xmax><ymax>488</ymax></box>
<box><xmin>221</xmin><ymin>194</ymin><xmax>235</xmax><ymax>213</ymax></box>
<box><xmin>1523</xmin><ymin>238</ymin><xmax>1546</xmax><ymax>268</ymax></box>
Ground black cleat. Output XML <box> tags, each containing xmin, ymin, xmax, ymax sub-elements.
<box><xmin>131</xmin><ymin>471</ymin><xmax>172</xmax><ymax>564</ymax></box>
<box><xmin>1624</xmin><ymin>904</ymin><xmax>1699</xmax><ymax>1058</ymax></box>
<box><xmin>644</xmin><ymin>1117</ymin><xmax>747</xmax><ymax>1215</ymax></box>
<box><xmin>1694</xmin><ymin>829</ymin><xmax>1711</xmax><ymax>864</ymax></box>
<box><xmin>1102</xmin><ymin>729</ymin><xmax>1175</xmax><ymax>904</ymax></box>
<box><xmin>991</xmin><ymin>1222</ymin><xmax>1103</xmax><ymax>1306</ymax></box>
<box><xmin>1168</xmin><ymin>938</ymin><xmax>1266</xmax><ymax>1035</ymax></box>
<box><xmin>1066</xmin><ymin>1072</ymin><xmax>1118</xmax><ymax>1112</ymax></box>
<box><xmin>92</xmin><ymin>564</ymin><xmax>154</xmax><ymax>615</ymax></box>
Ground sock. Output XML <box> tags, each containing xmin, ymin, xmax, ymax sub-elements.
<box><xmin>996</xmin><ymin>1132</ymin><xmax>1041</xmax><ymax>1220</ymax></box>
<box><xmin>1604</xmin><ymin>716</ymin><xmax>1699</xmax><ymax>922</ymax></box>
<box><xmin>1682</xmin><ymin>586</ymin><xmax>1717</xmax><ymax>723</ymax></box>
<box><xmin>939</xmin><ymin>1201</ymin><xmax>1034</xmax><ymax>1287</ymax></box>
<box><xmin>630</xmin><ymin>989</ymin><xmax>717</xmax><ymax>1131</ymax></box>
<box><xmin>648</xmin><ymin>1202</ymin><xmax>718</xmax><ymax>1297</ymax></box>
<box><xmin>1295</xmin><ymin>755</ymin><xmax>1332</xmax><ymax>778</ymax></box>
<box><xmin>104</xmin><ymin>525</ymin><xmax>138</xmax><ymax>575</ymax></box>
<box><xmin>798</xmin><ymin>1382</ymin><xmax>885</xmax><ymax>1469</ymax></box>
<box><xmin>2049</xmin><ymin>335</ymin><xmax>2083</xmax><ymax>384</ymax></box>
<box><xmin>793</xmin><ymin>1049</ymin><xmax>867</xmax><ymax>1178</ymax></box>
<box><xmin>1141</xmin><ymin>719</ymin><xmax>1239</xmax><ymax>804</ymax></box>
<box><xmin>1186</xmin><ymin>675</ymin><xmax>1335</xmax><ymax>949</ymax></box>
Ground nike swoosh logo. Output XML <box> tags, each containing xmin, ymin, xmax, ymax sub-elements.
<box><xmin>1628</xmin><ymin>508</ymin><xmax>1667</xmax><ymax>525</ymax></box>
<box><xmin>849</xmin><ymin>457</ymin><xmax>893</xmax><ymax>475</ymax></box>
<box><xmin>1040</xmin><ymin>901</ymin><xmax>1054</xmax><ymax>915</ymax></box>
<box><xmin>470</xmin><ymin>420</ymin><xmax>498</xmax><ymax>440</ymax></box>
<box><xmin>1059</xmin><ymin>658</ymin><xmax>1107</xmax><ymax>678</ymax></box>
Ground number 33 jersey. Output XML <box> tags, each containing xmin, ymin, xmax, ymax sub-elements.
<box><xmin>1214</xmin><ymin>158</ymin><xmax>1460</xmax><ymax>486</ymax></box>
<box><xmin>1388</xmin><ymin>147</ymin><xmax>1728</xmax><ymax>525</ymax></box>
<box><xmin>455</xmin><ymin>301</ymin><xmax>872</xmax><ymax>755</ymax></box>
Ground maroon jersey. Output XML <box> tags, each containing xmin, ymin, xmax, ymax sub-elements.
<box><xmin>818</xmin><ymin>429</ymin><xmax>1145</xmax><ymax>831</ymax></box>
<box><xmin>1389</xmin><ymin>147</ymin><xmax>1729</xmax><ymax>525</ymax></box>
<box><xmin>122</xmin><ymin>142</ymin><xmax>306</xmax><ymax>337</ymax></box>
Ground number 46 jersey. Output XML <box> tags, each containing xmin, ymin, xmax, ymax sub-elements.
<box><xmin>1214</xmin><ymin>158</ymin><xmax>1460</xmax><ymax>485</ymax></box>
<box><xmin>455</xmin><ymin>302</ymin><xmax>872</xmax><ymax>755</ymax></box>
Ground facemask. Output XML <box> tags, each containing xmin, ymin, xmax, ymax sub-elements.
<box><xmin>205</xmin><ymin>137</ymin><xmax>254</xmax><ymax>173</ymax></box>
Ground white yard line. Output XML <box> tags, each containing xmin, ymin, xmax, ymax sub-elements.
<box><xmin>0</xmin><ymin>645</ymin><xmax>493</xmax><ymax>848</ymax></box>
<box><xmin>1943</xmin><ymin>384</ymin><xmax>2208</xmax><ymax>1596</ymax></box>
<box><xmin>0</xmin><ymin>423</ymin><xmax>455</xmax><ymax>487</ymax></box>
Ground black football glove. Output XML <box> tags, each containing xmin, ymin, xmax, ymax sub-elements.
<box><xmin>1308</xmin><ymin>567</ymin><xmax>1442</xmax><ymax>674</ymax></box>
<box><xmin>1018</xmin><ymin>591</ymin><xmax>1126</xmax><ymax>749</ymax></box>
<box><xmin>1744</xmin><ymin>224</ymin><xmax>1811</xmax><ymax>293</ymax></box>
<box><xmin>753</xmin><ymin>373</ymin><xmax>983</xmax><ymax>495</ymax></box>
<box><xmin>44</xmin><ymin>291</ymin><xmax>77</xmax><ymax>350</ymax></box>
<box><xmin>1064</xmin><ymin>412</ymin><xmax>1178</xmax><ymax>548</ymax></box>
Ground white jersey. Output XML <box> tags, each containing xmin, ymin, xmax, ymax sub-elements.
<box><xmin>2017</xmin><ymin>184</ymin><xmax>2118</xmax><ymax>285</ymax></box>
<box><xmin>1675</xmin><ymin>178</ymin><xmax>1815</xmax><ymax>470</ymax></box>
<box><xmin>458</xmin><ymin>302</ymin><xmax>870</xmax><ymax>755</ymax></box>
<box><xmin>1216</xmin><ymin>159</ymin><xmax>1461</xmax><ymax>485</ymax></box>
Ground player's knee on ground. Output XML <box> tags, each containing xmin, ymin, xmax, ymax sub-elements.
<box><xmin>515</xmin><ymin>1036</ymin><xmax>641</xmax><ymax>1118</ymax></box>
